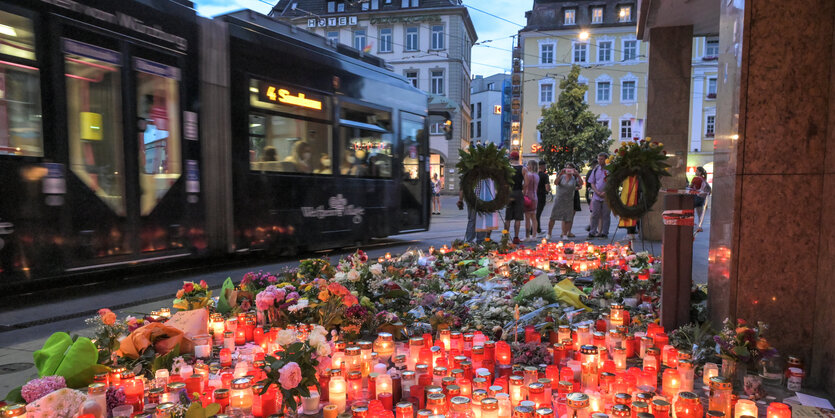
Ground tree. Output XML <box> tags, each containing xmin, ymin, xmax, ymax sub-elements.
<box><xmin>536</xmin><ymin>65</ymin><xmax>613</xmax><ymax>171</ymax></box>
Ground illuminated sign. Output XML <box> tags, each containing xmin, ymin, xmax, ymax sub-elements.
<box><xmin>262</xmin><ymin>85</ymin><xmax>323</xmax><ymax>110</ymax></box>
<box><xmin>493</xmin><ymin>105</ymin><xmax>502</xmax><ymax>114</ymax></box>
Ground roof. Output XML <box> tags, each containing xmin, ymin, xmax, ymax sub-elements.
<box><xmin>521</xmin><ymin>0</ymin><xmax>638</xmax><ymax>32</ymax></box>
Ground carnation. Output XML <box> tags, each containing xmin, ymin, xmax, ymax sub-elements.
<box><xmin>21</xmin><ymin>375</ymin><xmax>66</xmax><ymax>403</ymax></box>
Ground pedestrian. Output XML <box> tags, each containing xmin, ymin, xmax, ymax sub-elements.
<box><xmin>584</xmin><ymin>160</ymin><xmax>597</xmax><ymax>232</ymax></box>
<box><xmin>432</xmin><ymin>173</ymin><xmax>443</xmax><ymax>214</ymax></box>
<box><xmin>459</xmin><ymin>178</ymin><xmax>497</xmax><ymax>243</ymax></box>
<box><xmin>535</xmin><ymin>160</ymin><xmax>550</xmax><ymax>236</ymax></box>
<box><xmin>504</xmin><ymin>151</ymin><xmax>525</xmax><ymax>244</ymax></box>
<box><xmin>690</xmin><ymin>166</ymin><xmax>710</xmax><ymax>232</ymax></box>
<box><xmin>522</xmin><ymin>160</ymin><xmax>540</xmax><ymax>242</ymax></box>
<box><xmin>587</xmin><ymin>152</ymin><xmax>612</xmax><ymax>238</ymax></box>
<box><xmin>546</xmin><ymin>163</ymin><xmax>584</xmax><ymax>240</ymax></box>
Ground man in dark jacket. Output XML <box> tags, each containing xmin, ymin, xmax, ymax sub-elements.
<box><xmin>535</xmin><ymin>160</ymin><xmax>550</xmax><ymax>236</ymax></box>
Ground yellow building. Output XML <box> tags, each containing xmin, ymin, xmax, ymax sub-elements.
<box><xmin>688</xmin><ymin>36</ymin><xmax>720</xmax><ymax>181</ymax></box>
<box><xmin>519</xmin><ymin>0</ymin><xmax>648</xmax><ymax>160</ymax></box>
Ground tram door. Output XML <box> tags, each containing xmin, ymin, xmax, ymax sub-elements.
<box><xmin>398</xmin><ymin>112</ymin><xmax>428</xmax><ymax>231</ymax></box>
<box><xmin>63</xmin><ymin>37</ymin><xmax>187</xmax><ymax>267</ymax></box>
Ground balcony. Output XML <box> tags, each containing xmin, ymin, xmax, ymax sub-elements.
<box><xmin>702</xmin><ymin>56</ymin><xmax>718</xmax><ymax>61</ymax></box>
<box><xmin>705</xmin><ymin>132</ymin><xmax>715</xmax><ymax>138</ymax></box>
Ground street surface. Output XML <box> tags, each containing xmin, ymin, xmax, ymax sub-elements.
<box><xmin>0</xmin><ymin>195</ymin><xmax>710</xmax><ymax>395</ymax></box>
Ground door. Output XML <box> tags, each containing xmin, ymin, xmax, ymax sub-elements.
<box><xmin>398</xmin><ymin>112</ymin><xmax>428</xmax><ymax>231</ymax></box>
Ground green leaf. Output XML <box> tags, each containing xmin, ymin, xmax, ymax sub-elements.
<box><xmin>152</xmin><ymin>343</ymin><xmax>181</xmax><ymax>374</ymax></box>
<box><xmin>4</xmin><ymin>387</ymin><xmax>23</xmax><ymax>403</ymax></box>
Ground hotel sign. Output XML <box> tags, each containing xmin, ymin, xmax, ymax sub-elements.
<box><xmin>308</xmin><ymin>16</ymin><xmax>358</xmax><ymax>28</ymax></box>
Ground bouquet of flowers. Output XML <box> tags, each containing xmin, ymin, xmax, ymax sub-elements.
<box><xmin>173</xmin><ymin>280</ymin><xmax>212</xmax><ymax>311</ymax></box>
<box><xmin>714</xmin><ymin>318</ymin><xmax>777</xmax><ymax>368</ymax></box>
<box><xmin>342</xmin><ymin>305</ymin><xmax>371</xmax><ymax>338</ymax></box>
<box><xmin>511</xmin><ymin>342</ymin><xmax>553</xmax><ymax>366</ymax></box>
<box><xmin>261</xmin><ymin>326</ymin><xmax>330</xmax><ymax>414</ymax></box>
<box><xmin>85</xmin><ymin>308</ymin><xmax>128</xmax><ymax>366</ymax></box>
<box><xmin>241</xmin><ymin>271</ymin><xmax>280</xmax><ymax>293</ymax></box>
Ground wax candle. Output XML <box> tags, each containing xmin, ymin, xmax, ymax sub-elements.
<box><xmin>702</xmin><ymin>363</ymin><xmax>719</xmax><ymax>389</ymax></box>
<box><xmin>708</xmin><ymin>377</ymin><xmax>732</xmax><ymax>418</ymax></box>
<box><xmin>509</xmin><ymin>376</ymin><xmax>524</xmax><ymax>407</ymax></box>
<box><xmin>613</xmin><ymin>347</ymin><xmax>627</xmax><ymax>371</ymax></box>
<box><xmin>661</xmin><ymin>369</ymin><xmax>680</xmax><ymax>399</ymax></box>
<box><xmin>324</xmin><ymin>404</ymin><xmax>339</xmax><ymax>418</ymax></box>
<box><xmin>766</xmin><ymin>402</ymin><xmax>791</xmax><ymax>418</ymax></box>
<box><xmin>397</xmin><ymin>402</ymin><xmax>415</xmax><ymax>418</ymax></box>
<box><xmin>329</xmin><ymin>375</ymin><xmax>347</xmax><ymax>413</ymax></box>
<box><xmin>674</xmin><ymin>392</ymin><xmax>703</xmax><ymax>418</ymax></box>
<box><xmin>580</xmin><ymin>346</ymin><xmax>599</xmax><ymax>390</ymax></box>
<box><xmin>497</xmin><ymin>393</ymin><xmax>512</xmax><ymax>418</ymax></box>
<box><xmin>380</xmin><ymin>392</ymin><xmax>395</xmax><ymax>411</ymax></box>
<box><xmin>228</xmin><ymin>378</ymin><xmax>253</xmax><ymax>415</ymax></box>
<box><xmin>733</xmin><ymin>399</ymin><xmax>758</xmax><ymax>418</ymax></box>
<box><xmin>496</xmin><ymin>341</ymin><xmax>512</xmax><ymax>366</ymax></box>
<box><xmin>377</xmin><ymin>374</ymin><xmax>394</xmax><ymax>399</ymax></box>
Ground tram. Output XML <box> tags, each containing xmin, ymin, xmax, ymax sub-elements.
<box><xmin>0</xmin><ymin>0</ymin><xmax>430</xmax><ymax>291</ymax></box>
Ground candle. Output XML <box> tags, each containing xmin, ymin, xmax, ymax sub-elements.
<box><xmin>324</xmin><ymin>404</ymin><xmax>339</xmax><ymax>418</ymax></box>
<box><xmin>708</xmin><ymin>377</ymin><xmax>733</xmax><ymax>418</ymax></box>
<box><xmin>580</xmin><ymin>346</ymin><xmax>599</xmax><ymax>390</ymax></box>
<box><xmin>677</xmin><ymin>360</ymin><xmax>695</xmax><ymax>392</ymax></box>
<box><xmin>702</xmin><ymin>363</ymin><xmax>719</xmax><ymax>388</ymax></box>
<box><xmin>613</xmin><ymin>347</ymin><xmax>627</xmax><ymax>371</ymax></box>
<box><xmin>661</xmin><ymin>369</ymin><xmax>680</xmax><ymax>399</ymax></box>
<box><xmin>229</xmin><ymin>378</ymin><xmax>253</xmax><ymax>415</ymax></box>
<box><xmin>734</xmin><ymin>399</ymin><xmax>758</xmax><ymax>418</ymax></box>
<box><xmin>496</xmin><ymin>341</ymin><xmax>512</xmax><ymax>366</ymax></box>
<box><xmin>375</xmin><ymin>333</ymin><xmax>396</xmax><ymax>362</ymax></box>
<box><xmin>379</xmin><ymin>392</ymin><xmax>394</xmax><ymax>410</ymax></box>
<box><xmin>496</xmin><ymin>393</ymin><xmax>511</xmax><ymax>418</ymax></box>
<box><xmin>329</xmin><ymin>374</ymin><xmax>347</xmax><ymax>413</ymax></box>
<box><xmin>396</xmin><ymin>402</ymin><xmax>414</xmax><ymax>418</ymax></box>
<box><xmin>377</xmin><ymin>374</ymin><xmax>394</xmax><ymax>399</ymax></box>
<box><xmin>509</xmin><ymin>376</ymin><xmax>524</xmax><ymax>407</ymax></box>
<box><xmin>674</xmin><ymin>392</ymin><xmax>703</xmax><ymax>418</ymax></box>
<box><xmin>766</xmin><ymin>402</ymin><xmax>791</xmax><ymax>418</ymax></box>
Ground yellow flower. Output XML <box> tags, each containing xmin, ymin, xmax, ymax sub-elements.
<box><xmin>502</xmin><ymin>229</ymin><xmax>509</xmax><ymax>235</ymax></box>
<box><xmin>657</xmin><ymin>142</ymin><xmax>664</xmax><ymax>147</ymax></box>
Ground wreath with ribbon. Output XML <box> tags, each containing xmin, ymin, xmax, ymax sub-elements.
<box><xmin>603</xmin><ymin>138</ymin><xmax>669</xmax><ymax>220</ymax></box>
<box><xmin>456</xmin><ymin>143</ymin><xmax>515</xmax><ymax>214</ymax></box>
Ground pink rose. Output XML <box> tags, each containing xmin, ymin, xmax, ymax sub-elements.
<box><xmin>278</xmin><ymin>362</ymin><xmax>303</xmax><ymax>390</ymax></box>
<box><xmin>256</xmin><ymin>291</ymin><xmax>276</xmax><ymax>311</ymax></box>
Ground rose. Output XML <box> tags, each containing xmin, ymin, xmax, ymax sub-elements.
<box><xmin>278</xmin><ymin>362</ymin><xmax>303</xmax><ymax>390</ymax></box>
<box><xmin>347</xmin><ymin>269</ymin><xmax>360</xmax><ymax>282</ymax></box>
<box><xmin>370</xmin><ymin>263</ymin><xmax>383</xmax><ymax>276</ymax></box>
<box><xmin>315</xmin><ymin>340</ymin><xmax>332</xmax><ymax>357</ymax></box>
<box><xmin>334</xmin><ymin>272</ymin><xmax>347</xmax><ymax>282</ymax></box>
<box><xmin>199</xmin><ymin>280</ymin><xmax>208</xmax><ymax>288</ymax></box>
<box><xmin>256</xmin><ymin>291</ymin><xmax>276</xmax><ymax>311</ymax></box>
<box><xmin>176</xmin><ymin>289</ymin><xmax>185</xmax><ymax>299</ymax></box>
<box><xmin>183</xmin><ymin>282</ymin><xmax>194</xmax><ymax>293</ymax></box>
<box><xmin>98</xmin><ymin>308</ymin><xmax>117</xmax><ymax>326</ymax></box>
<box><xmin>277</xmin><ymin>329</ymin><xmax>297</xmax><ymax>346</ymax></box>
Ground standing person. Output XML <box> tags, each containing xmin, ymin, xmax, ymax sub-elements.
<box><xmin>690</xmin><ymin>166</ymin><xmax>710</xmax><ymax>232</ymax></box>
<box><xmin>535</xmin><ymin>160</ymin><xmax>551</xmax><ymax>236</ymax></box>
<box><xmin>432</xmin><ymin>173</ymin><xmax>443</xmax><ymax>215</ymax></box>
<box><xmin>587</xmin><ymin>152</ymin><xmax>611</xmax><ymax>238</ymax></box>
<box><xmin>522</xmin><ymin>160</ymin><xmax>540</xmax><ymax>242</ymax></box>
<box><xmin>546</xmin><ymin>163</ymin><xmax>584</xmax><ymax>240</ymax></box>
<box><xmin>504</xmin><ymin>151</ymin><xmax>525</xmax><ymax>244</ymax></box>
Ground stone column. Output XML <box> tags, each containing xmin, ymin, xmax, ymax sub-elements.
<box><xmin>642</xmin><ymin>26</ymin><xmax>693</xmax><ymax>240</ymax></box>
<box><xmin>709</xmin><ymin>0</ymin><xmax>835</xmax><ymax>393</ymax></box>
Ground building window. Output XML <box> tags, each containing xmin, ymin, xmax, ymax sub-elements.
<box><xmin>337</xmin><ymin>1</ymin><xmax>345</xmax><ymax>12</ymax></box>
<box><xmin>470</xmin><ymin>103</ymin><xmax>474</xmax><ymax>115</ymax></box>
<box><xmin>469</xmin><ymin>121</ymin><xmax>474</xmax><ymax>137</ymax></box>
<box><xmin>326</xmin><ymin>31</ymin><xmax>339</xmax><ymax>44</ymax></box>
<box><xmin>412</xmin><ymin>0</ymin><xmax>419</xmax><ymax>6</ymax></box>
<box><xmin>476</xmin><ymin>102</ymin><xmax>482</xmax><ymax>119</ymax></box>
<box><xmin>599</xmin><ymin>119</ymin><xmax>610</xmax><ymax>130</ymax></box>
<box><xmin>598</xmin><ymin>41</ymin><xmax>612</xmax><ymax>62</ymax></box>
<box><xmin>431</xmin><ymin>70</ymin><xmax>444</xmax><ymax>95</ymax></box>
<box><xmin>402</xmin><ymin>0</ymin><xmax>418</xmax><ymax>7</ymax></box>
<box><xmin>707</xmin><ymin>78</ymin><xmax>717</xmax><ymax>98</ymax></box>
<box><xmin>379</xmin><ymin>28</ymin><xmax>393</xmax><ymax>52</ymax></box>
<box><xmin>540</xmin><ymin>83</ymin><xmax>554</xmax><ymax>103</ymax></box>
<box><xmin>430</xmin><ymin>122</ymin><xmax>444</xmax><ymax>135</ymax></box>
<box><xmin>618</xmin><ymin>6</ymin><xmax>632</xmax><ymax>22</ymax></box>
<box><xmin>705</xmin><ymin>115</ymin><xmax>715</xmax><ymax>137</ymax></box>
<box><xmin>705</xmin><ymin>39</ymin><xmax>719</xmax><ymax>58</ymax></box>
<box><xmin>371</xmin><ymin>0</ymin><xmax>379</xmax><ymax>9</ymax></box>
<box><xmin>476</xmin><ymin>121</ymin><xmax>481</xmax><ymax>138</ymax></box>
<box><xmin>487</xmin><ymin>82</ymin><xmax>495</xmax><ymax>90</ymax></box>
<box><xmin>592</xmin><ymin>7</ymin><xmax>604</xmax><ymax>24</ymax></box>
<box><xmin>431</xmin><ymin>25</ymin><xmax>445</xmax><ymax>50</ymax></box>
<box><xmin>405</xmin><ymin>27</ymin><xmax>419</xmax><ymax>51</ymax></box>
<box><xmin>353</xmin><ymin>29</ymin><xmax>367</xmax><ymax>50</ymax></box>
<box><xmin>327</xmin><ymin>1</ymin><xmax>335</xmax><ymax>13</ymax></box>
<box><xmin>621</xmin><ymin>80</ymin><xmax>636</xmax><ymax>102</ymax></box>
<box><xmin>573</xmin><ymin>42</ymin><xmax>587</xmax><ymax>63</ymax></box>
<box><xmin>623</xmin><ymin>40</ymin><xmax>637</xmax><ymax>60</ymax></box>
<box><xmin>362</xmin><ymin>2</ymin><xmax>369</xmax><ymax>10</ymax></box>
<box><xmin>564</xmin><ymin>9</ymin><xmax>576</xmax><ymax>25</ymax></box>
<box><xmin>597</xmin><ymin>82</ymin><xmax>611</xmax><ymax>103</ymax></box>
<box><xmin>540</xmin><ymin>43</ymin><xmax>554</xmax><ymax>64</ymax></box>
<box><xmin>405</xmin><ymin>70</ymin><xmax>418</xmax><ymax>88</ymax></box>
<box><xmin>620</xmin><ymin>119</ymin><xmax>632</xmax><ymax>140</ymax></box>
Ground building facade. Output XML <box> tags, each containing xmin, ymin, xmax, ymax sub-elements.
<box><xmin>470</xmin><ymin>74</ymin><xmax>510</xmax><ymax>148</ymax></box>
<box><xmin>687</xmin><ymin>36</ymin><xmax>719</xmax><ymax>182</ymax></box>
<box><xmin>518</xmin><ymin>0</ymin><xmax>648</xmax><ymax>162</ymax></box>
<box><xmin>270</xmin><ymin>0</ymin><xmax>477</xmax><ymax>193</ymax></box>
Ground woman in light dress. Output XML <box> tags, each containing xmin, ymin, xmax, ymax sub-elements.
<box><xmin>546</xmin><ymin>162</ymin><xmax>584</xmax><ymax>240</ymax></box>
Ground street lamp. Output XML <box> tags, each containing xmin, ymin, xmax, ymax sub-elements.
<box><xmin>578</xmin><ymin>31</ymin><xmax>590</xmax><ymax>41</ymax></box>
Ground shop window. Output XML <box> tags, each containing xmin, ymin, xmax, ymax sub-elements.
<box><xmin>339</xmin><ymin>102</ymin><xmax>392</xmax><ymax>178</ymax></box>
<box><xmin>65</xmin><ymin>39</ymin><xmax>125</xmax><ymax>215</ymax></box>
<box><xmin>249</xmin><ymin>113</ymin><xmax>333</xmax><ymax>174</ymax></box>
<box><xmin>0</xmin><ymin>11</ymin><xmax>42</xmax><ymax>157</ymax></box>
<box><xmin>136</xmin><ymin>58</ymin><xmax>182</xmax><ymax>216</ymax></box>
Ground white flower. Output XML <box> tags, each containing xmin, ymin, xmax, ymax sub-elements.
<box><xmin>277</xmin><ymin>329</ymin><xmax>298</xmax><ymax>346</ymax></box>
<box><xmin>370</xmin><ymin>263</ymin><xmax>383</xmax><ymax>276</ymax></box>
<box><xmin>309</xmin><ymin>332</ymin><xmax>327</xmax><ymax>349</ymax></box>
<box><xmin>315</xmin><ymin>340</ymin><xmax>332</xmax><ymax>357</ymax></box>
<box><xmin>288</xmin><ymin>298</ymin><xmax>309</xmax><ymax>312</ymax></box>
<box><xmin>310</xmin><ymin>325</ymin><xmax>328</xmax><ymax>338</ymax></box>
<box><xmin>334</xmin><ymin>272</ymin><xmax>347</xmax><ymax>282</ymax></box>
<box><xmin>347</xmin><ymin>269</ymin><xmax>360</xmax><ymax>282</ymax></box>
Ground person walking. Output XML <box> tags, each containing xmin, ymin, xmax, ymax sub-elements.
<box><xmin>504</xmin><ymin>151</ymin><xmax>525</xmax><ymax>244</ymax></box>
<box><xmin>587</xmin><ymin>152</ymin><xmax>612</xmax><ymax>238</ymax></box>
<box><xmin>690</xmin><ymin>166</ymin><xmax>710</xmax><ymax>232</ymax></box>
<box><xmin>546</xmin><ymin>163</ymin><xmax>583</xmax><ymax>240</ymax></box>
<box><xmin>522</xmin><ymin>160</ymin><xmax>540</xmax><ymax>242</ymax></box>
<box><xmin>535</xmin><ymin>160</ymin><xmax>550</xmax><ymax>236</ymax></box>
<box><xmin>432</xmin><ymin>173</ymin><xmax>443</xmax><ymax>214</ymax></box>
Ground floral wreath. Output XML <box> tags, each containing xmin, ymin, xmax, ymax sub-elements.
<box><xmin>456</xmin><ymin>143</ymin><xmax>515</xmax><ymax>214</ymax></box>
<box><xmin>603</xmin><ymin>138</ymin><xmax>669</xmax><ymax>219</ymax></box>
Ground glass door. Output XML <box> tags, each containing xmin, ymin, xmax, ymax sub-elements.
<box><xmin>399</xmin><ymin>112</ymin><xmax>427</xmax><ymax>231</ymax></box>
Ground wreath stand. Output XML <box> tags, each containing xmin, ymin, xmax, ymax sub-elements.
<box><xmin>605</xmin><ymin>169</ymin><xmax>659</xmax><ymax>254</ymax></box>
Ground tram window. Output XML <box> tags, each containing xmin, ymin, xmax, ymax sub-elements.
<box><xmin>339</xmin><ymin>102</ymin><xmax>392</xmax><ymax>178</ymax></box>
<box><xmin>136</xmin><ymin>58</ymin><xmax>182</xmax><ymax>216</ymax></box>
<box><xmin>0</xmin><ymin>12</ymin><xmax>42</xmax><ymax>157</ymax></box>
<box><xmin>65</xmin><ymin>40</ymin><xmax>125</xmax><ymax>216</ymax></box>
<box><xmin>249</xmin><ymin>113</ymin><xmax>332</xmax><ymax>175</ymax></box>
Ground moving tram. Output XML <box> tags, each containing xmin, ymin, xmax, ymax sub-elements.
<box><xmin>0</xmin><ymin>0</ymin><xmax>430</xmax><ymax>291</ymax></box>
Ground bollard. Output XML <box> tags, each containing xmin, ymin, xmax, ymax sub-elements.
<box><xmin>660</xmin><ymin>193</ymin><xmax>695</xmax><ymax>330</ymax></box>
